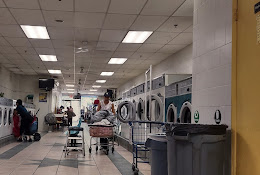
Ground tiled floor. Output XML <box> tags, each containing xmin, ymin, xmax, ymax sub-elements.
<box><xmin>0</xmin><ymin>124</ymin><xmax>151</xmax><ymax>175</ymax></box>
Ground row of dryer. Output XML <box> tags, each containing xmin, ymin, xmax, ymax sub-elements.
<box><xmin>116</xmin><ymin>74</ymin><xmax>192</xmax><ymax>123</ymax></box>
<box><xmin>0</xmin><ymin>98</ymin><xmax>36</xmax><ymax>139</ymax></box>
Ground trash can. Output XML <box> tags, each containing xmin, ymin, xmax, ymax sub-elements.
<box><xmin>165</xmin><ymin>124</ymin><xmax>228</xmax><ymax>175</ymax></box>
<box><xmin>145</xmin><ymin>133</ymin><xmax>168</xmax><ymax>175</ymax></box>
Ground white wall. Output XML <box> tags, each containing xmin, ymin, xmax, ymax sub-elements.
<box><xmin>192</xmin><ymin>0</ymin><xmax>232</xmax><ymax>126</ymax></box>
<box><xmin>0</xmin><ymin>65</ymin><xmax>54</xmax><ymax>132</ymax></box>
<box><xmin>117</xmin><ymin>44</ymin><xmax>193</xmax><ymax>97</ymax></box>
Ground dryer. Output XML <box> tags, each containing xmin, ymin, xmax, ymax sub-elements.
<box><xmin>165</xmin><ymin>76</ymin><xmax>192</xmax><ymax>123</ymax></box>
<box><xmin>0</xmin><ymin>98</ymin><xmax>14</xmax><ymax>139</ymax></box>
<box><xmin>135</xmin><ymin>83</ymin><xmax>145</xmax><ymax>121</ymax></box>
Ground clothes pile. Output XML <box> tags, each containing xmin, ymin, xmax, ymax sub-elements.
<box><xmin>90</xmin><ymin>110</ymin><xmax>115</xmax><ymax>125</ymax></box>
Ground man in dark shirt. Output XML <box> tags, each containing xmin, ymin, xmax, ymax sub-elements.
<box><xmin>16</xmin><ymin>99</ymin><xmax>33</xmax><ymax>142</ymax></box>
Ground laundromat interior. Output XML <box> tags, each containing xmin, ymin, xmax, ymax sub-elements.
<box><xmin>0</xmin><ymin>0</ymin><xmax>259</xmax><ymax>175</ymax></box>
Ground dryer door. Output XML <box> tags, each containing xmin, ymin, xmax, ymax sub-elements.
<box><xmin>167</xmin><ymin>104</ymin><xmax>177</xmax><ymax>123</ymax></box>
<box><xmin>137</xmin><ymin>98</ymin><xmax>144</xmax><ymax>121</ymax></box>
<box><xmin>179</xmin><ymin>102</ymin><xmax>192</xmax><ymax>123</ymax></box>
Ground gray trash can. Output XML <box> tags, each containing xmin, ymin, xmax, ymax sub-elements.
<box><xmin>145</xmin><ymin>134</ymin><xmax>168</xmax><ymax>175</ymax></box>
<box><xmin>165</xmin><ymin>124</ymin><xmax>227</xmax><ymax>175</ymax></box>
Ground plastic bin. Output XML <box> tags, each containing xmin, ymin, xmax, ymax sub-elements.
<box><xmin>165</xmin><ymin>124</ymin><xmax>228</xmax><ymax>175</ymax></box>
<box><xmin>145</xmin><ymin>134</ymin><xmax>168</xmax><ymax>175</ymax></box>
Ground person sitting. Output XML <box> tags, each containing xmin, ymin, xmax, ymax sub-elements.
<box><xmin>16</xmin><ymin>99</ymin><xmax>33</xmax><ymax>142</ymax></box>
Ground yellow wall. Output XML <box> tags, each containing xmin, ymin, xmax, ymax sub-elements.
<box><xmin>232</xmin><ymin>0</ymin><xmax>260</xmax><ymax>174</ymax></box>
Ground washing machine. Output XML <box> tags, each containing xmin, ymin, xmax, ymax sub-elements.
<box><xmin>178</xmin><ymin>77</ymin><xmax>192</xmax><ymax>123</ymax></box>
<box><xmin>0</xmin><ymin>98</ymin><xmax>14</xmax><ymax>139</ymax></box>
<box><xmin>130</xmin><ymin>87</ymin><xmax>137</xmax><ymax>120</ymax></box>
<box><xmin>120</xmin><ymin>90</ymin><xmax>132</xmax><ymax>140</ymax></box>
<box><xmin>135</xmin><ymin>83</ymin><xmax>145</xmax><ymax>121</ymax></box>
<box><xmin>165</xmin><ymin>77</ymin><xmax>192</xmax><ymax>123</ymax></box>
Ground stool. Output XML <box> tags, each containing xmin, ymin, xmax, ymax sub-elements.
<box><xmin>64</xmin><ymin>126</ymin><xmax>85</xmax><ymax>157</ymax></box>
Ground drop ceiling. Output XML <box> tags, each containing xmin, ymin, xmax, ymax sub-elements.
<box><xmin>0</xmin><ymin>0</ymin><xmax>193</xmax><ymax>93</ymax></box>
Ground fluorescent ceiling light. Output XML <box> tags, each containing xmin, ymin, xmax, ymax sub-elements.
<box><xmin>108</xmin><ymin>58</ymin><xmax>127</xmax><ymax>64</ymax></box>
<box><xmin>67</xmin><ymin>89</ymin><xmax>74</xmax><ymax>91</ymax></box>
<box><xmin>90</xmin><ymin>89</ymin><xmax>97</xmax><ymax>92</ymax></box>
<box><xmin>101</xmin><ymin>72</ymin><xmax>114</xmax><ymax>76</ymax></box>
<box><xmin>122</xmin><ymin>31</ymin><xmax>153</xmax><ymax>43</ymax></box>
<box><xmin>92</xmin><ymin>85</ymin><xmax>101</xmax><ymax>88</ymax></box>
<box><xmin>88</xmin><ymin>92</ymin><xmax>95</xmax><ymax>94</ymax></box>
<box><xmin>66</xmin><ymin>84</ymin><xmax>74</xmax><ymax>87</ymax></box>
<box><xmin>39</xmin><ymin>55</ymin><xmax>57</xmax><ymax>62</ymax></box>
<box><xmin>67</xmin><ymin>92</ymin><xmax>74</xmax><ymax>94</ymax></box>
<box><xmin>96</xmin><ymin>80</ymin><xmax>106</xmax><ymax>83</ymax></box>
<box><xmin>21</xmin><ymin>25</ymin><xmax>50</xmax><ymax>39</ymax></box>
<box><xmin>48</xmin><ymin>69</ymin><xmax>61</xmax><ymax>74</ymax></box>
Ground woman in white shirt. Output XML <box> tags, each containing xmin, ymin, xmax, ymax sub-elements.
<box><xmin>97</xmin><ymin>92</ymin><xmax>115</xmax><ymax>115</ymax></box>
<box><xmin>97</xmin><ymin>92</ymin><xmax>115</xmax><ymax>151</ymax></box>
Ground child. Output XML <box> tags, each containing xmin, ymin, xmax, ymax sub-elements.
<box><xmin>13</xmin><ymin>109</ymin><xmax>20</xmax><ymax>140</ymax></box>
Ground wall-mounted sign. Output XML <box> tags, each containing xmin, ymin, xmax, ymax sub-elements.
<box><xmin>214</xmin><ymin>110</ymin><xmax>221</xmax><ymax>124</ymax></box>
<box><xmin>39</xmin><ymin>93</ymin><xmax>47</xmax><ymax>102</ymax></box>
<box><xmin>194</xmin><ymin>110</ymin><xmax>199</xmax><ymax>123</ymax></box>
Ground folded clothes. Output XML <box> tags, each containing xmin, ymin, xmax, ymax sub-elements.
<box><xmin>93</xmin><ymin>119</ymin><xmax>111</xmax><ymax>125</ymax></box>
<box><xmin>90</xmin><ymin>110</ymin><xmax>115</xmax><ymax>124</ymax></box>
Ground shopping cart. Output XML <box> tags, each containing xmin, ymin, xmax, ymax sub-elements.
<box><xmin>129</xmin><ymin>121</ymin><xmax>165</xmax><ymax>175</ymax></box>
<box><xmin>88</xmin><ymin>124</ymin><xmax>115</xmax><ymax>155</ymax></box>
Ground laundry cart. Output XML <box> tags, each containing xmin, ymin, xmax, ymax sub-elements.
<box><xmin>129</xmin><ymin>121</ymin><xmax>165</xmax><ymax>175</ymax></box>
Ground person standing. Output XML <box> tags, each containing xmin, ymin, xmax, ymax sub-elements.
<box><xmin>16</xmin><ymin>99</ymin><xmax>33</xmax><ymax>142</ymax></box>
<box><xmin>66</xmin><ymin>107</ymin><xmax>76</xmax><ymax>126</ymax></box>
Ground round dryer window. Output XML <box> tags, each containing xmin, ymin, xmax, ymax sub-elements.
<box><xmin>137</xmin><ymin>99</ymin><xmax>144</xmax><ymax>120</ymax></box>
<box><xmin>180</xmin><ymin>102</ymin><xmax>192</xmax><ymax>123</ymax></box>
<box><xmin>8</xmin><ymin>109</ymin><xmax>12</xmax><ymax>125</ymax></box>
<box><xmin>0</xmin><ymin>108</ymin><xmax>2</xmax><ymax>126</ymax></box>
<box><xmin>3</xmin><ymin>108</ymin><xmax>7</xmax><ymax>125</ymax></box>
<box><xmin>167</xmin><ymin>104</ymin><xmax>177</xmax><ymax>123</ymax></box>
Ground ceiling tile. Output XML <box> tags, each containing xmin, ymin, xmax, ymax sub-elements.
<box><xmin>91</xmin><ymin>57</ymin><xmax>110</xmax><ymax>63</ymax></box>
<box><xmin>137</xmin><ymin>44</ymin><xmax>164</xmax><ymax>53</ymax></box>
<box><xmin>108</xmin><ymin>0</ymin><xmax>146</xmax><ymax>14</ymax></box>
<box><xmin>0</xmin><ymin>46</ymin><xmax>17</xmax><ymax>53</ymax></box>
<box><xmin>116</xmin><ymin>43</ymin><xmax>141</xmax><ymax>52</ymax></box>
<box><xmin>112</xmin><ymin>51</ymin><xmax>134</xmax><ymax>58</ymax></box>
<box><xmin>130</xmin><ymin>52</ymin><xmax>153</xmax><ymax>59</ymax></box>
<box><xmin>0</xmin><ymin>8</ymin><xmax>16</xmax><ymax>24</ymax></box>
<box><xmin>99</xmin><ymin>30</ymin><xmax>127</xmax><ymax>42</ymax></box>
<box><xmin>17</xmin><ymin>64</ymin><xmax>31</xmax><ymax>68</ymax></box>
<box><xmin>43</xmin><ymin>11</ymin><xmax>74</xmax><ymax>27</ymax></box>
<box><xmin>5</xmin><ymin>0</ymin><xmax>40</xmax><ymax>9</ymax></box>
<box><xmin>35</xmin><ymin>48</ymin><xmax>55</xmax><ymax>55</ymax></box>
<box><xmin>75</xmin><ymin>28</ymin><xmax>101</xmax><ymax>42</ymax></box>
<box><xmin>15</xmin><ymin>47</ymin><xmax>37</xmax><ymax>54</ymax></box>
<box><xmin>21</xmin><ymin>54</ymin><xmax>40</xmax><ymax>61</ymax></box>
<box><xmin>168</xmin><ymin>33</ymin><xmax>193</xmax><ymax>45</ymax></box>
<box><xmin>130</xmin><ymin>15</ymin><xmax>168</xmax><ymax>31</ymax></box>
<box><xmin>3</xmin><ymin>63</ymin><xmax>17</xmax><ymax>68</ymax></box>
<box><xmin>184</xmin><ymin>25</ymin><xmax>193</xmax><ymax>32</ymax></box>
<box><xmin>3</xmin><ymin>53</ymin><xmax>23</xmax><ymax>59</ymax></box>
<box><xmin>10</xmin><ymin>9</ymin><xmax>45</xmax><ymax>25</ymax></box>
<box><xmin>75</xmin><ymin>12</ymin><xmax>106</xmax><ymax>28</ymax></box>
<box><xmin>14</xmin><ymin>59</ymin><xmax>29</xmax><ymax>65</ymax></box>
<box><xmin>0</xmin><ymin>25</ymin><xmax>26</xmax><ymax>37</ymax></box>
<box><xmin>21</xmin><ymin>68</ymin><xmax>35</xmax><ymax>73</ymax></box>
<box><xmin>96</xmin><ymin>42</ymin><xmax>119</xmax><ymax>51</ymax></box>
<box><xmin>75</xmin><ymin>0</ymin><xmax>110</xmax><ymax>13</ymax></box>
<box><xmin>28</xmin><ymin>60</ymin><xmax>44</xmax><ymax>65</ymax></box>
<box><xmin>145</xmin><ymin>32</ymin><xmax>179</xmax><ymax>44</ymax></box>
<box><xmin>52</xmin><ymin>40</ymin><xmax>73</xmax><ymax>49</ymax></box>
<box><xmin>0</xmin><ymin>57</ymin><xmax>11</xmax><ymax>63</ymax></box>
<box><xmin>148</xmin><ymin>52</ymin><xmax>172</xmax><ymax>60</ymax></box>
<box><xmin>157</xmin><ymin>17</ymin><xmax>193</xmax><ymax>33</ymax></box>
<box><xmin>0</xmin><ymin>1</ymin><xmax>5</xmax><ymax>7</ymax></box>
<box><xmin>142</xmin><ymin>59</ymin><xmax>162</xmax><ymax>65</ymax></box>
<box><xmin>124</xmin><ymin>58</ymin><xmax>143</xmax><ymax>65</ymax></box>
<box><xmin>0</xmin><ymin>37</ymin><xmax>11</xmax><ymax>46</ymax></box>
<box><xmin>39</xmin><ymin>0</ymin><xmax>73</xmax><ymax>11</ymax></box>
<box><xmin>103</xmin><ymin>14</ymin><xmax>137</xmax><ymax>30</ymax></box>
<box><xmin>55</xmin><ymin>48</ymin><xmax>74</xmax><ymax>58</ymax></box>
<box><xmin>141</xmin><ymin>0</ymin><xmax>185</xmax><ymax>16</ymax></box>
<box><xmin>91</xmin><ymin>50</ymin><xmax>114</xmax><ymax>58</ymax></box>
<box><xmin>5</xmin><ymin>37</ymin><xmax>32</xmax><ymax>47</ymax></box>
<box><xmin>173</xmin><ymin>0</ymin><xmax>194</xmax><ymax>17</ymax></box>
<box><xmin>158</xmin><ymin>44</ymin><xmax>187</xmax><ymax>53</ymax></box>
<box><xmin>30</xmin><ymin>39</ymin><xmax>53</xmax><ymax>48</ymax></box>
<box><xmin>48</xmin><ymin>27</ymin><xmax>74</xmax><ymax>40</ymax></box>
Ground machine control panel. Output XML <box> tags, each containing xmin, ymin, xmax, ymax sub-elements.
<box><xmin>0</xmin><ymin>98</ymin><xmax>13</xmax><ymax>106</ymax></box>
<box><xmin>178</xmin><ymin>77</ymin><xmax>192</xmax><ymax>95</ymax></box>
<box><xmin>130</xmin><ymin>87</ymin><xmax>137</xmax><ymax>97</ymax></box>
<box><xmin>122</xmin><ymin>92</ymin><xmax>126</xmax><ymax>99</ymax></box>
<box><xmin>152</xmin><ymin>75</ymin><xmax>165</xmax><ymax>90</ymax></box>
<box><xmin>126</xmin><ymin>91</ymin><xmax>131</xmax><ymax>98</ymax></box>
<box><xmin>136</xmin><ymin>84</ymin><xmax>144</xmax><ymax>95</ymax></box>
<box><xmin>165</xmin><ymin>83</ymin><xmax>177</xmax><ymax>98</ymax></box>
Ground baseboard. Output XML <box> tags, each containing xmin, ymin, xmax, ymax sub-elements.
<box><xmin>0</xmin><ymin>135</ymin><xmax>15</xmax><ymax>148</ymax></box>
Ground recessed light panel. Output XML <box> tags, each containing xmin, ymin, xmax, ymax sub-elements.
<box><xmin>67</xmin><ymin>92</ymin><xmax>74</xmax><ymax>94</ymax></box>
<box><xmin>92</xmin><ymin>85</ymin><xmax>101</xmax><ymax>88</ymax></box>
<box><xmin>96</xmin><ymin>80</ymin><xmax>106</xmax><ymax>83</ymax></box>
<box><xmin>39</xmin><ymin>55</ymin><xmax>57</xmax><ymax>62</ymax></box>
<box><xmin>66</xmin><ymin>84</ymin><xmax>74</xmax><ymax>87</ymax></box>
<box><xmin>90</xmin><ymin>89</ymin><xmax>97</xmax><ymax>92</ymax></box>
<box><xmin>48</xmin><ymin>70</ymin><xmax>61</xmax><ymax>74</ymax></box>
<box><xmin>108</xmin><ymin>58</ymin><xmax>127</xmax><ymax>64</ymax></box>
<box><xmin>21</xmin><ymin>25</ymin><xmax>50</xmax><ymax>39</ymax></box>
<box><xmin>67</xmin><ymin>89</ymin><xmax>74</xmax><ymax>91</ymax></box>
<box><xmin>122</xmin><ymin>31</ymin><xmax>153</xmax><ymax>43</ymax></box>
<box><xmin>100</xmin><ymin>72</ymin><xmax>114</xmax><ymax>76</ymax></box>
